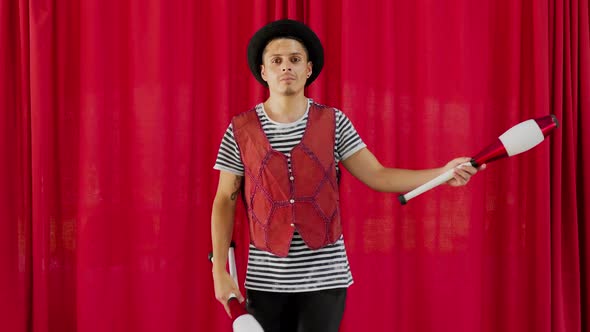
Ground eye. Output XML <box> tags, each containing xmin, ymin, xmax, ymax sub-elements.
<box><xmin>271</xmin><ymin>58</ymin><xmax>281</xmax><ymax>64</ymax></box>
<box><xmin>291</xmin><ymin>56</ymin><xmax>302</xmax><ymax>63</ymax></box>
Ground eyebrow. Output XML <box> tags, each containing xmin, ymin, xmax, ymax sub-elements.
<box><xmin>267</xmin><ymin>52</ymin><xmax>305</xmax><ymax>57</ymax></box>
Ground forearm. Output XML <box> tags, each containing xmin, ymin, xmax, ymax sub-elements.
<box><xmin>211</xmin><ymin>197</ymin><xmax>237</xmax><ymax>274</ymax></box>
<box><xmin>368</xmin><ymin>166</ymin><xmax>444</xmax><ymax>193</ymax></box>
<box><xmin>342</xmin><ymin>148</ymin><xmax>476</xmax><ymax>193</ymax></box>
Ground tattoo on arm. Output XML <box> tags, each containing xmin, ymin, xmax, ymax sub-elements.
<box><xmin>230</xmin><ymin>176</ymin><xmax>242</xmax><ymax>200</ymax></box>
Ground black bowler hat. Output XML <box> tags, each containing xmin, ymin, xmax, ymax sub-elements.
<box><xmin>247</xmin><ymin>19</ymin><xmax>324</xmax><ymax>87</ymax></box>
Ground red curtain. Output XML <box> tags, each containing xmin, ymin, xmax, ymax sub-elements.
<box><xmin>1</xmin><ymin>0</ymin><xmax>588</xmax><ymax>331</ymax></box>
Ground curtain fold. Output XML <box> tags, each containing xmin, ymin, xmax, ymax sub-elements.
<box><xmin>548</xmin><ymin>0</ymin><xmax>590</xmax><ymax>331</ymax></box>
<box><xmin>1</xmin><ymin>0</ymin><xmax>588</xmax><ymax>331</ymax></box>
<box><xmin>1</xmin><ymin>0</ymin><xmax>32</xmax><ymax>331</ymax></box>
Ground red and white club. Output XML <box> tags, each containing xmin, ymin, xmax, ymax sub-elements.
<box><xmin>209</xmin><ymin>242</ymin><xmax>264</xmax><ymax>332</ymax></box>
<box><xmin>398</xmin><ymin>114</ymin><xmax>559</xmax><ymax>205</ymax></box>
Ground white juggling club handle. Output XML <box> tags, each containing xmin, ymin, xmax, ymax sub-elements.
<box><xmin>209</xmin><ymin>242</ymin><xmax>264</xmax><ymax>332</ymax></box>
<box><xmin>398</xmin><ymin>115</ymin><xmax>559</xmax><ymax>205</ymax></box>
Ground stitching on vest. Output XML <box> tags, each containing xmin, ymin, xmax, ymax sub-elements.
<box><xmin>295</xmin><ymin>144</ymin><xmax>337</xmax><ymax>223</ymax></box>
<box><xmin>235</xmin><ymin>103</ymin><xmax>342</xmax><ymax>255</ymax></box>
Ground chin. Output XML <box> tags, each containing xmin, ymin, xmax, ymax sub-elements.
<box><xmin>278</xmin><ymin>85</ymin><xmax>303</xmax><ymax>96</ymax></box>
<box><xmin>282</xmin><ymin>89</ymin><xmax>297</xmax><ymax>96</ymax></box>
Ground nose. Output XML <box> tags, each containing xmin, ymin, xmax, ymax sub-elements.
<box><xmin>281</xmin><ymin>64</ymin><xmax>292</xmax><ymax>72</ymax></box>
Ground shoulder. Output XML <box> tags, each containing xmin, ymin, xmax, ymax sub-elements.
<box><xmin>310</xmin><ymin>100</ymin><xmax>337</xmax><ymax>112</ymax></box>
<box><xmin>309</xmin><ymin>100</ymin><xmax>346</xmax><ymax>118</ymax></box>
<box><xmin>232</xmin><ymin>105</ymin><xmax>260</xmax><ymax>130</ymax></box>
<box><xmin>232</xmin><ymin>105</ymin><xmax>259</xmax><ymax>121</ymax></box>
<box><xmin>309</xmin><ymin>101</ymin><xmax>343</xmax><ymax>122</ymax></box>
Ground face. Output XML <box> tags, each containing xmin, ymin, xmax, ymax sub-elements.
<box><xmin>261</xmin><ymin>38</ymin><xmax>313</xmax><ymax>96</ymax></box>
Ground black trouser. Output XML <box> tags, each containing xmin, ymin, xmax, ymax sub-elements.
<box><xmin>246</xmin><ymin>288</ymin><xmax>347</xmax><ymax>332</ymax></box>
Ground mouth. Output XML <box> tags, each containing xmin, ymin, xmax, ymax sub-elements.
<box><xmin>280</xmin><ymin>75</ymin><xmax>296</xmax><ymax>82</ymax></box>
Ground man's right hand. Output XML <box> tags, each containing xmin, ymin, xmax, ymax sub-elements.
<box><xmin>212</xmin><ymin>269</ymin><xmax>245</xmax><ymax>318</ymax></box>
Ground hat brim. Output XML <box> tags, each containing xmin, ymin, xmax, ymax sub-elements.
<box><xmin>247</xmin><ymin>19</ymin><xmax>324</xmax><ymax>87</ymax></box>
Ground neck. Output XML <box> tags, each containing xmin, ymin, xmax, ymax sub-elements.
<box><xmin>263</xmin><ymin>94</ymin><xmax>309</xmax><ymax>123</ymax></box>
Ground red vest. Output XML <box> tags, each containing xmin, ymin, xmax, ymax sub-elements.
<box><xmin>232</xmin><ymin>103</ymin><xmax>342</xmax><ymax>257</ymax></box>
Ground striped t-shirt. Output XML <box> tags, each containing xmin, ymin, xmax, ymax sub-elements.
<box><xmin>214</xmin><ymin>99</ymin><xmax>366</xmax><ymax>292</ymax></box>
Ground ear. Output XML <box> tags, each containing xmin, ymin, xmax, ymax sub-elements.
<box><xmin>307</xmin><ymin>62</ymin><xmax>313</xmax><ymax>78</ymax></box>
<box><xmin>260</xmin><ymin>64</ymin><xmax>267</xmax><ymax>81</ymax></box>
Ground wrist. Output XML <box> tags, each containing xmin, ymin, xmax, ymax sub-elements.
<box><xmin>212</xmin><ymin>265</ymin><xmax>227</xmax><ymax>275</ymax></box>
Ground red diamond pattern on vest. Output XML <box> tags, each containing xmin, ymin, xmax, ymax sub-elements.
<box><xmin>313</xmin><ymin>177</ymin><xmax>338</xmax><ymax>222</ymax></box>
<box><xmin>251</xmin><ymin>189</ymin><xmax>273</xmax><ymax>229</ymax></box>
<box><xmin>232</xmin><ymin>103</ymin><xmax>342</xmax><ymax>257</ymax></box>
<box><xmin>290</xmin><ymin>147</ymin><xmax>327</xmax><ymax>197</ymax></box>
<box><xmin>267</xmin><ymin>205</ymin><xmax>295</xmax><ymax>257</ymax></box>
<box><xmin>259</xmin><ymin>152</ymin><xmax>291</xmax><ymax>201</ymax></box>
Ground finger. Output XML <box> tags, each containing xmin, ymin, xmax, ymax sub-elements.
<box><xmin>456</xmin><ymin>162</ymin><xmax>478</xmax><ymax>175</ymax></box>
<box><xmin>454</xmin><ymin>165</ymin><xmax>469</xmax><ymax>177</ymax></box>
<box><xmin>453</xmin><ymin>169</ymin><xmax>470</xmax><ymax>183</ymax></box>
<box><xmin>223</xmin><ymin>302</ymin><xmax>232</xmax><ymax>318</ymax></box>
<box><xmin>453</xmin><ymin>157</ymin><xmax>471</xmax><ymax>167</ymax></box>
<box><xmin>230</xmin><ymin>289</ymin><xmax>245</xmax><ymax>303</ymax></box>
<box><xmin>460</xmin><ymin>165</ymin><xmax>478</xmax><ymax>175</ymax></box>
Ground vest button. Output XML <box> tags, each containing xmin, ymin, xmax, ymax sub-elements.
<box><xmin>289</xmin><ymin>176</ymin><xmax>294</xmax><ymax>181</ymax></box>
<box><xmin>289</xmin><ymin>199</ymin><xmax>295</xmax><ymax>204</ymax></box>
<box><xmin>290</xmin><ymin>223</ymin><xmax>295</xmax><ymax>227</ymax></box>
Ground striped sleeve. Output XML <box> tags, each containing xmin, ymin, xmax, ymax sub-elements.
<box><xmin>213</xmin><ymin>124</ymin><xmax>244</xmax><ymax>176</ymax></box>
<box><xmin>335</xmin><ymin>109</ymin><xmax>366</xmax><ymax>161</ymax></box>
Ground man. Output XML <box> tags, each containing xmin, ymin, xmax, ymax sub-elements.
<box><xmin>211</xmin><ymin>19</ymin><xmax>484</xmax><ymax>332</ymax></box>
